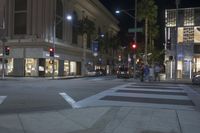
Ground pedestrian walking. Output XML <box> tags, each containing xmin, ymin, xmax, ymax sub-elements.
<box><xmin>149</xmin><ymin>65</ymin><xmax>154</xmax><ymax>81</ymax></box>
<box><xmin>140</xmin><ymin>64</ymin><xmax>144</xmax><ymax>82</ymax></box>
<box><xmin>154</xmin><ymin>64</ymin><xmax>160</xmax><ymax>81</ymax></box>
<box><xmin>144</xmin><ymin>65</ymin><xmax>150</xmax><ymax>81</ymax></box>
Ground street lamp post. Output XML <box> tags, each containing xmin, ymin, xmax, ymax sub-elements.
<box><xmin>1</xmin><ymin>6</ymin><xmax>6</xmax><ymax>79</ymax></box>
<box><xmin>115</xmin><ymin>0</ymin><xmax>137</xmax><ymax>78</ymax></box>
<box><xmin>134</xmin><ymin>0</ymin><xmax>137</xmax><ymax>78</ymax></box>
<box><xmin>51</xmin><ymin>7</ymin><xmax>72</xmax><ymax>79</ymax></box>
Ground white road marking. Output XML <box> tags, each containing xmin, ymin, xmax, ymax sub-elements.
<box><xmin>0</xmin><ymin>96</ymin><xmax>7</xmax><ymax>104</ymax></box>
<box><xmin>59</xmin><ymin>92</ymin><xmax>79</xmax><ymax>108</ymax></box>
<box><xmin>75</xmin><ymin>83</ymin><xmax>195</xmax><ymax>110</ymax></box>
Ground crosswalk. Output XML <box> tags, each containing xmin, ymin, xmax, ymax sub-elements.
<box><xmin>0</xmin><ymin>96</ymin><xmax>7</xmax><ymax>105</ymax></box>
<box><xmin>75</xmin><ymin>83</ymin><xmax>195</xmax><ymax>110</ymax></box>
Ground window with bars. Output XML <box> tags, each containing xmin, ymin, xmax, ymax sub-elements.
<box><xmin>166</xmin><ymin>10</ymin><xmax>176</xmax><ymax>27</ymax></box>
<box><xmin>56</xmin><ymin>0</ymin><xmax>63</xmax><ymax>39</ymax></box>
<box><xmin>14</xmin><ymin>0</ymin><xmax>27</xmax><ymax>34</ymax></box>
<box><xmin>184</xmin><ymin>9</ymin><xmax>194</xmax><ymax>26</ymax></box>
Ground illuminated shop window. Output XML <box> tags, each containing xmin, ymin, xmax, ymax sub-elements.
<box><xmin>166</xmin><ymin>10</ymin><xmax>176</xmax><ymax>27</ymax></box>
<box><xmin>183</xmin><ymin>27</ymin><xmax>194</xmax><ymax>43</ymax></box>
<box><xmin>178</xmin><ymin>27</ymin><xmax>183</xmax><ymax>43</ymax></box>
<box><xmin>25</xmin><ymin>58</ymin><xmax>38</xmax><ymax>76</ymax></box>
<box><xmin>64</xmin><ymin>60</ymin><xmax>69</xmax><ymax>76</ymax></box>
<box><xmin>70</xmin><ymin>61</ymin><xmax>76</xmax><ymax>75</ymax></box>
<box><xmin>7</xmin><ymin>58</ymin><xmax>14</xmax><ymax>75</ymax></box>
<box><xmin>184</xmin><ymin>9</ymin><xmax>194</xmax><ymax>26</ymax></box>
<box><xmin>194</xmin><ymin>27</ymin><xmax>200</xmax><ymax>43</ymax></box>
<box><xmin>194</xmin><ymin>57</ymin><xmax>200</xmax><ymax>73</ymax></box>
<box><xmin>45</xmin><ymin>59</ymin><xmax>59</xmax><ymax>76</ymax></box>
<box><xmin>177</xmin><ymin>61</ymin><xmax>183</xmax><ymax>79</ymax></box>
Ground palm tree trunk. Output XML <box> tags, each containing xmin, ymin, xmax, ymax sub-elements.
<box><xmin>144</xmin><ymin>17</ymin><xmax>148</xmax><ymax>65</ymax></box>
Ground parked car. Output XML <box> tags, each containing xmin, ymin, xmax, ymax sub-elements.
<box><xmin>87</xmin><ymin>70</ymin><xmax>96</xmax><ymax>76</ymax></box>
<box><xmin>192</xmin><ymin>74</ymin><xmax>200</xmax><ymax>84</ymax></box>
<box><xmin>95</xmin><ymin>69</ymin><xmax>106</xmax><ymax>76</ymax></box>
<box><xmin>117</xmin><ymin>67</ymin><xmax>132</xmax><ymax>79</ymax></box>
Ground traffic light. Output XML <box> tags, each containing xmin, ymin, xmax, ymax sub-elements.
<box><xmin>131</xmin><ymin>41</ymin><xmax>137</xmax><ymax>50</ymax></box>
<box><xmin>166</xmin><ymin>39</ymin><xmax>171</xmax><ymax>50</ymax></box>
<box><xmin>49</xmin><ymin>48</ymin><xmax>54</xmax><ymax>57</ymax></box>
<box><xmin>5</xmin><ymin>46</ymin><xmax>10</xmax><ymax>55</ymax></box>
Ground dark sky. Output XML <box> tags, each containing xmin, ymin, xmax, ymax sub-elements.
<box><xmin>100</xmin><ymin>0</ymin><xmax>200</xmax><ymax>30</ymax></box>
<box><xmin>99</xmin><ymin>0</ymin><xmax>200</xmax><ymax>47</ymax></box>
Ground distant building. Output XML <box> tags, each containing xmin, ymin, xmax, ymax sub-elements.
<box><xmin>0</xmin><ymin>0</ymin><xmax>119</xmax><ymax>77</ymax></box>
<box><xmin>165</xmin><ymin>7</ymin><xmax>200</xmax><ymax>79</ymax></box>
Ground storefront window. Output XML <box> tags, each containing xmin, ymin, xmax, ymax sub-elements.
<box><xmin>177</xmin><ymin>61</ymin><xmax>183</xmax><ymax>78</ymax></box>
<box><xmin>7</xmin><ymin>58</ymin><xmax>14</xmax><ymax>75</ymax></box>
<box><xmin>178</xmin><ymin>27</ymin><xmax>183</xmax><ymax>43</ymax></box>
<box><xmin>45</xmin><ymin>59</ymin><xmax>59</xmax><ymax>76</ymax></box>
<box><xmin>25</xmin><ymin>58</ymin><xmax>38</xmax><ymax>76</ymax></box>
<box><xmin>194</xmin><ymin>27</ymin><xmax>200</xmax><ymax>43</ymax></box>
<box><xmin>64</xmin><ymin>60</ymin><xmax>69</xmax><ymax>76</ymax></box>
<box><xmin>193</xmin><ymin>57</ymin><xmax>200</xmax><ymax>73</ymax></box>
<box><xmin>70</xmin><ymin>61</ymin><xmax>76</xmax><ymax>75</ymax></box>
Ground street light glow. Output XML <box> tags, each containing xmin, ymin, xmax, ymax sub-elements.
<box><xmin>101</xmin><ymin>34</ymin><xmax>104</xmax><ymax>38</ymax></box>
<box><xmin>66</xmin><ymin>15</ymin><xmax>72</xmax><ymax>20</ymax></box>
<box><xmin>115</xmin><ymin>10</ymin><xmax>120</xmax><ymax>14</ymax></box>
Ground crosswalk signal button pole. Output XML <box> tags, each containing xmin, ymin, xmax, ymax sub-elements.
<box><xmin>5</xmin><ymin>46</ymin><xmax>10</xmax><ymax>55</ymax></box>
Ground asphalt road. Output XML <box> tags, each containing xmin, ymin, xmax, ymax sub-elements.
<box><xmin>0</xmin><ymin>76</ymin><xmax>126</xmax><ymax>114</ymax></box>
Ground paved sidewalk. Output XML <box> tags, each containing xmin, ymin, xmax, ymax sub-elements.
<box><xmin>0</xmin><ymin>106</ymin><xmax>200</xmax><ymax>133</ymax></box>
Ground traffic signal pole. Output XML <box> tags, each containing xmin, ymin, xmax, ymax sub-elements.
<box><xmin>1</xmin><ymin>40</ymin><xmax>5</xmax><ymax>79</ymax></box>
<box><xmin>133</xmin><ymin>0</ymin><xmax>137</xmax><ymax>78</ymax></box>
<box><xmin>1</xmin><ymin>6</ymin><xmax>6</xmax><ymax>79</ymax></box>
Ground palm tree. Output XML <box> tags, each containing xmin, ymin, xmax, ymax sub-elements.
<box><xmin>137</xmin><ymin>0</ymin><xmax>158</xmax><ymax>64</ymax></box>
<box><xmin>77</xmin><ymin>16</ymin><xmax>96</xmax><ymax>47</ymax></box>
<box><xmin>76</xmin><ymin>16</ymin><xmax>96</xmax><ymax>75</ymax></box>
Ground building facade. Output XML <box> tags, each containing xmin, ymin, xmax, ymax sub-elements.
<box><xmin>0</xmin><ymin>0</ymin><xmax>119</xmax><ymax>77</ymax></box>
<box><xmin>165</xmin><ymin>7</ymin><xmax>200</xmax><ymax>79</ymax></box>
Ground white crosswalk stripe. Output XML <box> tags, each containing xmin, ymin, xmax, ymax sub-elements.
<box><xmin>0</xmin><ymin>96</ymin><xmax>7</xmax><ymax>104</ymax></box>
<box><xmin>75</xmin><ymin>83</ymin><xmax>195</xmax><ymax>110</ymax></box>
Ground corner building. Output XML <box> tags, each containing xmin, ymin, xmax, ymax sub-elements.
<box><xmin>0</xmin><ymin>0</ymin><xmax>119</xmax><ymax>77</ymax></box>
<box><xmin>165</xmin><ymin>7</ymin><xmax>200</xmax><ymax>80</ymax></box>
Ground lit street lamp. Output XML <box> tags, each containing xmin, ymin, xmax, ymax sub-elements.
<box><xmin>52</xmin><ymin>12</ymin><xmax>72</xmax><ymax>79</ymax></box>
<box><xmin>115</xmin><ymin>0</ymin><xmax>137</xmax><ymax>78</ymax></box>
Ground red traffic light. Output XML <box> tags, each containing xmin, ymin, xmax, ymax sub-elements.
<box><xmin>49</xmin><ymin>48</ymin><xmax>54</xmax><ymax>52</ymax></box>
<box><xmin>132</xmin><ymin>44</ymin><xmax>137</xmax><ymax>49</ymax></box>
<box><xmin>49</xmin><ymin>48</ymin><xmax>54</xmax><ymax>57</ymax></box>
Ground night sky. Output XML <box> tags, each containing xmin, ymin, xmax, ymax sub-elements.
<box><xmin>100</xmin><ymin>0</ymin><xmax>200</xmax><ymax>48</ymax></box>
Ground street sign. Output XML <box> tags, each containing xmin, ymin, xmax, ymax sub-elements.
<box><xmin>128</xmin><ymin>28</ymin><xmax>143</xmax><ymax>33</ymax></box>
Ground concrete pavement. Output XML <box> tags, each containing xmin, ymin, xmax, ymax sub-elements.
<box><xmin>1</xmin><ymin>77</ymin><xmax>200</xmax><ymax>133</ymax></box>
<box><xmin>1</xmin><ymin>106</ymin><xmax>200</xmax><ymax>133</ymax></box>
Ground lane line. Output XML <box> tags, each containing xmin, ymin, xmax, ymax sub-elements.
<box><xmin>59</xmin><ymin>92</ymin><xmax>79</xmax><ymax>108</ymax></box>
<box><xmin>0</xmin><ymin>96</ymin><xmax>7</xmax><ymax>104</ymax></box>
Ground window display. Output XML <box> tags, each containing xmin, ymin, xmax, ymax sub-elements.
<box><xmin>45</xmin><ymin>59</ymin><xmax>58</xmax><ymax>76</ymax></box>
<box><xmin>25</xmin><ymin>58</ymin><xmax>38</xmax><ymax>76</ymax></box>
<box><xmin>64</xmin><ymin>60</ymin><xmax>69</xmax><ymax>76</ymax></box>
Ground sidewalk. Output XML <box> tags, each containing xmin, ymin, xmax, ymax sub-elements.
<box><xmin>1</xmin><ymin>106</ymin><xmax>200</xmax><ymax>133</ymax></box>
